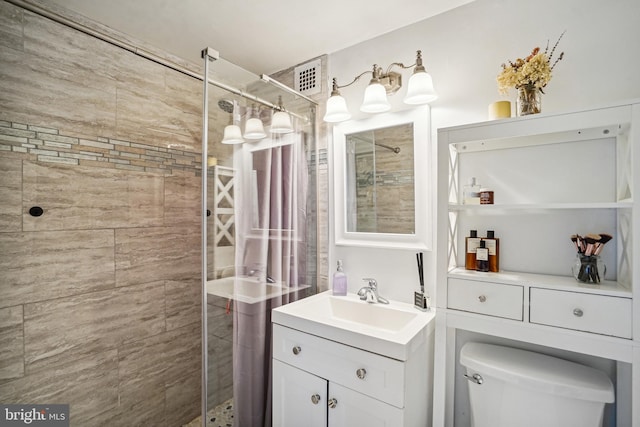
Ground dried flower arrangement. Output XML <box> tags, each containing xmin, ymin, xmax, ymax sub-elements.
<box><xmin>497</xmin><ymin>32</ymin><xmax>565</xmax><ymax>95</ymax></box>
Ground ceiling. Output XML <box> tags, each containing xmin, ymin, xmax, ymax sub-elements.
<box><xmin>47</xmin><ymin>0</ymin><xmax>473</xmax><ymax>74</ymax></box>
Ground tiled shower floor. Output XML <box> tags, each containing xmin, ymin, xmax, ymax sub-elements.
<box><xmin>183</xmin><ymin>398</ymin><xmax>233</xmax><ymax>427</ymax></box>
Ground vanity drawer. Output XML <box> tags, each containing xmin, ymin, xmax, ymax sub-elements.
<box><xmin>529</xmin><ymin>288</ymin><xmax>632</xmax><ymax>339</ymax></box>
<box><xmin>272</xmin><ymin>324</ymin><xmax>405</xmax><ymax>408</ymax></box>
<box><xmin>447</xmin><ymin>278</ymin><xmax>523</xmax><ymax>320</ymax></box>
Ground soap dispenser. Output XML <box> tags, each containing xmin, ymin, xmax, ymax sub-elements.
<box><xmin>332</xmin><ymin>260</ymin><xmax>347</xmax><ymax>296</ymax></box>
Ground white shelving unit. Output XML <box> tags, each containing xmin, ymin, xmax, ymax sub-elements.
<box><xmin>433</xmin><ymin>101</ymin><xmax>639</xmax><ymax>427</ymax></box>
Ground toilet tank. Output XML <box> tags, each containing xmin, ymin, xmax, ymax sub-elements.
<box><xmin>460</xmin><ymin>342</ymin><xmax>614</xmax><ymax>427</ymax></box>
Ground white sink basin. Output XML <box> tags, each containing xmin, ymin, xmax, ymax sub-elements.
<box><xmin>272</xmin><ymin>291</ymin><xmax>435</xmax><ymax>360</ymax></box>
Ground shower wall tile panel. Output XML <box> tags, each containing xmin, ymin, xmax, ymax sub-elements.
<box><xmin>164</xmin><ymin>172</ymin><xmax>202</xmax><ymax>226</ymax></box>
<box><xmin>114</xmin><ymin>67</ymin><xmax>201</xmax><ymax>151</ymax></box>
<box><xmin>0</xmin><ymin>3</ymin><xmax>204</xmax><ymax>425</ymax></box>
<box><xmin>163</xmin><ymin>323</ymin><xmax>202</xmax><ymax>386</ymax></box>
<box><xmin>23</xmin><ymin>281</ymin><xmax>166</xmax><ymax>374</ymax></box>
<box><xmin>166</xmin><ymin>278</ymin><xmax>202</xmax><ymax>331</ymax></box>
<box><xmin>22</xmin><ymin>161</ymin><xmax>165</xmax><ymax>231</ymax></box>
<box><xmin>0</xmin><ymin>157</ymin><xmax>22</xmax><ymax>232</ymax></box>
<box><xmin>0</xmin><ymin>2</ymin><xmax>23</xmax><ymax>50</ymax></box>
<box><xmin>0</xmin><ymin>350</ymin><xmax>120</xmax><ymax>426</ymax></box>
<box><xmin>0</xmin><ymin>229</ymin><xmax>115</xmax><ymax>309</ymax></box>
<box><xmin>115</xmin><ymin>226</ymin><xmax>200</xmax><ymax>287</ymax></box>
<box><xmin>112</xmin><ymin>323</ymin><xmax>201</xmax><ymax>425</ymax></box>
<box><xmin>207</xmin><ymin>297</ymin><xmax>234</xmax><ymax>342</ymax></box>
<box><xmin>165</xmin><ymin>369</ymin><xmax>201</xmax><ymax>427</ymax></box>
<box><xmin>0</xmin><ymin>305</ymin><xmax>24</xmax><ymax>382</ymax></box>
<box><xmin>0</xmin><ymin>41</ymin><xmax>118</xmax><ymax>139</ymax></box>
<box><xmin>207</xmin><ymin>335</ymin><xmax>233</xmax><ymax>409</ymax></box>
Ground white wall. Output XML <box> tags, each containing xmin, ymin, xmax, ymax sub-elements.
<box><xmin>327</xmin><ymin>0</ymin><xmax>640</xmax><ymax>305</ymax></box>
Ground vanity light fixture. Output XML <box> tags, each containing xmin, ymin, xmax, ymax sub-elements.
<box><xmin>323</xmin><ymin>50</ymin><xmax>437</xmax><ymax>123</ymax></box>
<box><xmin>221</xmin><ymin>124</ymin><xmax>244</xmax><ymax>144</ymax></box>
<box><xmin>244</xmin><ymin>105</ymin><xmax>267</xmax><ymax>140</ymax></box>
<box><xmin>270</xmin><ymin>96</ymin><xmax>294</xmax><ymax>134</ymax></box>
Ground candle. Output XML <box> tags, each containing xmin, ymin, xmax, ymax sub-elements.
<box><xmin>488</xmin><ymin>101</ymin><xmax>511</xmax><ymax>120</ymax></box>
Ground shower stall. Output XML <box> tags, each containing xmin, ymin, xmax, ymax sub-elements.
<box><xmin>199</xmin><ymin>48</ymin><xmax>318</xmax><ymax>427</ymax></box>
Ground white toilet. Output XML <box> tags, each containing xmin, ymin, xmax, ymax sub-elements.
<box><xmin>460</xmin><ymin>342</ymin><xmax>615</xmax><ymax>427</ymax></box>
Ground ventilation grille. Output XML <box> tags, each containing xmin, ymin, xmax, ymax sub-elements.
<box><xmin>294</xmin><ymin>59</ymin><xmax>322</xmax><ymax>96</ymax></box>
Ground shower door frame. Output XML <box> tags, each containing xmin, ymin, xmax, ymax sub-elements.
<box><xmin>200</xmin><ymin>47</ymin><xmax>318</xmax><ymax>426</ymax></box>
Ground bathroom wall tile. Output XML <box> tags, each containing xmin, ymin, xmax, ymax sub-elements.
<box><xmin>115</xmin><ymin>226</ymin><xmax>200</xmax><ymax>287</ymax></box>
<box><xmin>207</xmin><ymin>335</ymin><xmax>233</xmax><ymax>409</ymax></box>
<box><xmin>23</xmin><ymin>281</ymin><xmax>166</xmax><ymax>374</ymax></box>
<box><xmin>0</xmin><ymin>43</ymin><xmax>117</xmax><ymax>140</ymax></box>
<box><xmin>207</xmin><ymin>301</ymin><xmax>233</xmax><ymax>342</ymax></box>
<box><xmin>0</xmin><ymin>157</ymin><xmax>22</xmax><ymax>232</ymax></box>
<box><xmin>165</xmin><ymin>278</ymin><xmax>201</xmax><ymax>331</ymax></box>
<box><xmin>22</xmin><ymin>161</ymin><xmax>165</xmax><ymax>231</ymax></box>
<box><xmin>164</xmin><ymin>171</ymin><xmax>201</xmax><ymax>226</ymax></box>
<box><xmin>164</xmin><ymin>323</ymin><xmax>201</xmax><ymax>386</ymax></box>
<box><xmin>115</xmin><ymin>86</ymin><xmax>199</xmax><ymax>152</ymax></box>
<box><xmin>116</xmin><ymin>323</ymin><xmax>200</xmax><ymax>425</ymax></box>
<box><xmin>0</xmin><ymin>230</ymin><xmax>115</xmax><ymax>309</ymax></box>
<box><xmin>100</xmin><ymin>390</ymin><xmax>166</xmax><ymax>427</ymax></box>
<box><xmin>317</xmin><ymin>164</ymin><xmax>330</xmax><ymax>291</ymax></box>
<box><xmin>0</xmin><ymin>350</ymin><xmax>119</xmax><ymax>426</ymax></box>
<box><xmin>165</xmin><ymin>369</ymin><xmax>201</xmax><ymax>427</ymax></box>
<box><xmin>0</xmin><ymin>305</ymin><xmax>24</xmax><ymax>382</ymax></box>
<box><xmin>0</xmin><ymin>2</ymin><xmax>23</xmax><ymax>51</ymax></box>
<box><xmin>117</xmin><ymin>332</ymin><xmax>168</xmax><ymax>411</ymax></box>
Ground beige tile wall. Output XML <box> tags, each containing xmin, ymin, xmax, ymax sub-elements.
<box><xmin>0</xmin><ymin>2</ymin><xmax>205</xmax><ymax>425</ymax></box>
<box><xmin>0</xmin><ymin>3</ymin><xmax>325</xmax><ymax>426</ymax></box>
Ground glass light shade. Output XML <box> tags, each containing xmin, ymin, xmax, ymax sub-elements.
<box><xmin>360</xmin><ymin>82</ymin><xmax>390</xmax><ymax>113</ymax></box>
<box><xmin>221</xmin><ymin>125</ymin><xmax>244</xmax><ymax>144</ymax></box>
<box><xmin>403</xmin><ymin>71</ymin><xmax>438</xmax><ymax>104</ymax></box>
<box><xmin>270</xmin><ymin>111</ymin><xmax>294</xmax><ymax>134</ymax></box>
<box><xmin>323</xmin><ymin>94</ymin><xmax>351</xmax><ymax>123</ymax></box>
<box><xmin>243</xmin><ymin>118</ymin><xmax>266</xmax><ymax>140</ymax></box>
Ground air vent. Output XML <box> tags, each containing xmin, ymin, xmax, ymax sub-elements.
<box><xmin>294</xmin><ymin>59</ymin><xmax>322</xmax><ymax>96</ymax></box>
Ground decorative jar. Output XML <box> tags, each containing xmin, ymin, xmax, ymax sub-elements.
<box><xmin>572</xmin><ymin>254</ymin><xmax>606</xmax><ymax>284</ymax></box>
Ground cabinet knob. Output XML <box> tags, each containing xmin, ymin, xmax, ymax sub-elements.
<box><xmin>311</xmin><ymin>394</ymin><xmax>321</xmax><ymax>405</ymax></box>
<box><xmin>356</xmin><ymin>368</ymin><xmax>367</xmax><ymax>379</ymax></box>
<box><xmin>478</xmin><ymin>295</ymin><xmax>487</xmax><ymax>303</ymax></box>
<box><xmin>328</xmin><ymin>398</ymin><xmax>338</xmax><ymax>409</ymax></box>
<box><xmin>292</xmin><ymin>346</ymin><xmax>301</xmax><ymax>355</ymax></box>
<box><xmin>573</xmin><ymin>308</ymin><xmax>584</xmax><ymax>317</ymax></box>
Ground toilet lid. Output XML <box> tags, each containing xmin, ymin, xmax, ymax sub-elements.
<box><xmin>460</xmin><ymin>342</ymin><xmax>615</xmax><ymax>403</ymax></box>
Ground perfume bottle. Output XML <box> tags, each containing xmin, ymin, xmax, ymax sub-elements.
<box><xmin>332</xmin><ymin>260</ymin><xmax>347</xmax><ymax>296</ymax></box>
<box><xmin>484</xmin><ymin>230</ymin><xmax>500</xmax><ymax>272</ymax></box>
<box><xmin>465</xmin><ymin>230</ymin><xmax>481</xmax><ymax>270</ymax></box>
<box><xmin>476</xmin><ymin>240</ymin><xmax>489</xmax><ymax>272</ymax></box>
<box><xmin>463</xmin><ymin>177</ymin><xmax>481</xmax><ymax>205</ymax></box>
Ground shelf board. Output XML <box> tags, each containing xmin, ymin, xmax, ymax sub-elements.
<box><xmin>449</xmin><ymin>202</ymin><xmax>632</xmax><ymax>212</ymax></box>
<box><xmin>448</xmin><ymin>267</ymin><xmax>631</xmax><ymax>298</ymax></box>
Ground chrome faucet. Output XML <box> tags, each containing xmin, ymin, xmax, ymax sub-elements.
<box><xmin>357</xmin><ymin>278</ymin><xmax>389</xmax><ymax>304</ymax></box>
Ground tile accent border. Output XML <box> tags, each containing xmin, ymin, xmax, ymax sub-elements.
<box><xmin>0</xmin><ymin>119</ymin><xmax>202</xmax><ymax>176</ymax></box>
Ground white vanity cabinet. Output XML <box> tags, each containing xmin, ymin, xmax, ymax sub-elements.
<box><xmin>434</xmin><ymin>101</ymin><xmax>640</xmax><ymax>426</ymax></box>
<box><xmin>272</xmin><ymin>324</ymin><xmax>429</xmax><ymax>427</ymax></box>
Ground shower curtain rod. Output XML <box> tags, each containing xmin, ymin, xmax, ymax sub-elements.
<box><xmin>9</xmin><ymin>0</ymin><xmax>316</xmax><ymax>120</ymax></box>
<box><xmin>375</xmin><ymin>142</ymin><xmax>401</xmax><ymax>153</ymax></box>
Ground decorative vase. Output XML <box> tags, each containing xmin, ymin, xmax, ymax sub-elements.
<box><xmin>516</xmin><ymin>84</ymin><xmax>542</xmax><ymax>116</ymax></box>
<box><xmin>572</xmin><ymin>254</ymin><xmax>606</xmax><ymax>284</ymax></box>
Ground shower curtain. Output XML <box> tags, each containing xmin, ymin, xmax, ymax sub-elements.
<box><xmin>232</xmin><ymin>128</ymin><xmax>308</xmax><ymax>427</ymax></box>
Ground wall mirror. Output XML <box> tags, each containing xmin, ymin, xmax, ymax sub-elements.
<box><xmin>333</xmin><ymin>106</ymin><xmax>432</xmax><ymax>250</ymax></box>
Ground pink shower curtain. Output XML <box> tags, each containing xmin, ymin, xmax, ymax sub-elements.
<box><xmin>232</xmin><ymin>130</ymin><xmax>308</xmax><ymax>427</ymax></box>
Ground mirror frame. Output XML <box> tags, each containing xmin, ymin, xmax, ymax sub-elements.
<box><xmin>333</xmin><ymin>106</ymin><xmax>432</xmax><ymax>250</ymax></box>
